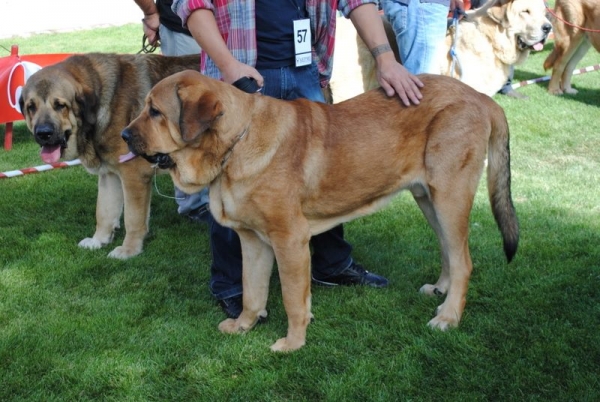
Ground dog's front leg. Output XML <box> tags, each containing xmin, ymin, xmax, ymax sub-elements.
<box><xmin>108</xmin><ymin>165</ymin><xmax>153</xmax><ymax>259</ymax></box>
<box><xmin>78</xmin><ymin>172</ymin><xmax>123</xmax><ymax>252</ymax></box>
<box><xmin>218</xmin><ymin>229</ymin><xmax>273</xmax><ymax>334</ymax></box>
<box><xmin>269</xmin><ymin>226</ymin><xmax>312</xmax><ymax>352</ymax></box>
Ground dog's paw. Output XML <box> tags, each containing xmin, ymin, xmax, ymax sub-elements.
<box><xmin>78</xmin><ymin>237</ymin><xmax>104</xmax><ymax>250</ymax></box>
<box><xmin>270</xmin><ymin>337</ymin><xmax>305</xmax><ymax>352</ymax></box>
<box><xmin>218</xmin><ymin>318</ymin><xmax>246</xmax><ymax>334</ymax></box>
<box><xmin>548</xmin><ymin>88</ymin><xmax>564</xmax><ymax>95</ymax></box>
<box><xmin>419</xmin><ymin>284</ymin><xmax>447</xmax><ymax>296</ymax></box>
<box><xmin>107</xmin><ymin>246</ymin><xmax>141</xmax><ymax>259</ymax></box>
<box><xmin>427</xmin><ymin>314</ymin><xmax>459</xmax><ymax>331</ymax></box>
<box><xmin>564</xmin><ymin>87</ymin><xmax>578</xmax><ymax>95</ymax></box>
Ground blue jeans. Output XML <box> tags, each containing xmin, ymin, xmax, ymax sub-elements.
<box><xmin>382</xmin><ymin>0</ymin><xmax>450</xmax><ymax>74</ymax></box>
<box><xmin>209</xmin><ymin>64</ymin><xmax>354</xmax><ymax>300</ymax></box>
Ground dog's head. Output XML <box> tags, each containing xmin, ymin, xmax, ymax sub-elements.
<box><xmin>121</xmin><ymin>70</ymin><xmax>225</xmax><ymax>173</ymax></box>
<box><xmin>19</xmin><ymin>63</ymin><xmax>98</xmax><ymax>164</ymax></box>
<box><xmin>468</xmin><ymin>0</ymin><xmax>552</xmax><ymax>54</ymax></box>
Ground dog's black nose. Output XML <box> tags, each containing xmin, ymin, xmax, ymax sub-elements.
<box><xmin>121</xmin><ymin>128</ymin><xmax>132</xmax><ymax>143</ymax></box>
<box><xmin>542</xmin><ymin>23</ymin><xmax>552</xmax><ymax>35</ymax></box>
<box><xmin>34</xmin><ymin>123</ymin><xmax>54</xmax><ymax>141</ymax></box>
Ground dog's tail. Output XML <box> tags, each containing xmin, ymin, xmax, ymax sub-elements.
<box><xmin>487</xmin><ymin>106</ymin><xmax>519</xmax><ymax>263</ymax></box>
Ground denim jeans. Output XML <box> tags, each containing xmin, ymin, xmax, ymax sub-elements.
<box><xmin>382</xmin><ymin>0</ymin><xmax>450</xmax><ymax>74</ymax></box>
<box><xmin>209</xmin><ymin>64</ymin><xmax>354</xmax><ymax>300</ymax></box>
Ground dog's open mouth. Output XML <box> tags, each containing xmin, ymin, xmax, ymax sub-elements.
<box><xmin>35</xmin><ymin>127</ymin><xmax>71</xmax><ymax>164</ymax></box>
<box><xmin>518</xmin><ymin>36</ymin><xmax>546</xmax><ymax>51</ymax></box>
<box><xmin>40</xmin><ymin>141</ymin><xmax>67</xmax><ymax>164</ymax></box>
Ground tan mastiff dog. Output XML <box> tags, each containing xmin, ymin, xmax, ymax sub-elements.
<box><xmin>122</xmin><ymin>70</ymin><xmax>519</xmax><ymax>352</ymax></box>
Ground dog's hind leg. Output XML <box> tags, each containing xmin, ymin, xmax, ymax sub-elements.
<box><xmin>412</xmin><ymin>189</ymin><xmax>450</xmax><ymax>297</ymax></box>
<box><xmin>548</xmin><ymin>32</ymin><xmax>587</xmax><ymax>94</ymax></box>
<box><xmin>79</xmin><ymin>172</ymin><xmax>123</xmax><ymax>252</ymax></box>
<box><xmin>415</xmin><ymin>183</ymin><xmax>476</xmax><ymax>330</ymax></box>
<box><xmin>561</xmin><ymin>37</ymin><xmax>592</xmax><ymax>94</ymax></box>
<box><xmin>219</xmin><ymin>229</ymin><xmax>273</xmax><ymax>334</ymax></box>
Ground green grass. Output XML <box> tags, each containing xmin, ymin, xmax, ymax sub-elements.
<box><xmin>1</xmin><ymin>23</ymin><xmax>600</xmax><ymax>401</ymax></box>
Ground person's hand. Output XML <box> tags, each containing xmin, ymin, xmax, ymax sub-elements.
<box><xmin>220</xmin><ymin>60</ymin><xmax>264</xmax><ymax>88</ymax></box>
<box><xmin>450</xmin><ymin>0</ymin><xmax>465</xmax><ymax>15</ymax></box>
<box><xmin>376</xmin><ymin>53</ymin><xmax>424</xmax><ymax>106</ymax></box>
<box><xmin>142</xmin><ymin>13</ymin><xmax>160</xmax><ymax>45</ymax></box>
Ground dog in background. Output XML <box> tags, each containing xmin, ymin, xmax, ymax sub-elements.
<box><xmin>543</xmin><ymin>0</ymin><xmax>600</xmax><ymax>95</ymax></box>
<box><xmin>19</xmin><ymin>53</ymin><xmax>199</xmax><ymax>259</ymax></box>
<box><xmin>346</xmin><ymin>0</ymin><xmax>551</xmax><ymax>99</ymax></box>
<box><xmin>122</xmin><ymin>70</ymin><xmax>519</xmax><ymax>352</ymax></box>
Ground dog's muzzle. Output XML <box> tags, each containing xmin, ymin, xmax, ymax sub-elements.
<box><xmin>141</xmin><ymin>153</ymin><xmax>175</xmax><ymax>169</ymax></box>
<box><xmin>121</xmin><ymin>128</ymin><xmax>175</xmax><ymax>169</ymax></box>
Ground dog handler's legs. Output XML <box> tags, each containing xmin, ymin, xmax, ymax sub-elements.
<box><xmin>218</xmin><ymin>229</ymin><xmax>272</xmax><ymax>334</ymax></box>
<box><xmin>79</xmin><ymin>172</ymin><xmax>123</xmax><ymax>252</ymax></box>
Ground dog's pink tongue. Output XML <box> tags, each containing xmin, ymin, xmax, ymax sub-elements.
<box><xmin>40</xmin><ymin>145</ymin><xmax>61</xmax><ymax>164</ymax></box>
<box><xmin>533</xmin><ymin>42</ymin><xmax>544</xmax><ymax>51</ymax></box>
<box><xmin>119</xmin><ymin>152</ymin><xmax>137</xmax><ymax>163</ymax></box>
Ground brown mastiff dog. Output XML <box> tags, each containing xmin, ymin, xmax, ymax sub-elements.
<box><xmin>122</xmin><ymin>70</ymin><xmax>520</xmax><ymax>352</ymax></box>
<box><xmin>19</xmin><ymin>53</ymin><xmax>199</xmax><ymax>259</ymax></box>
<box><xmin>543</xmin><ymin>0</ymin><xmax>600</xmax><ymax>95</ymax></box>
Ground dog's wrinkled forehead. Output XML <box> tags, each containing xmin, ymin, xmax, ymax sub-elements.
<box><xmin>508</xmin><ymin>0</ymin><xmax>548</xmax><ymax>20</ymax></box>
<box><xmin>24</xmin><ymin>72</ymin><xmax>77</xmax><ymax>105</ymax></box>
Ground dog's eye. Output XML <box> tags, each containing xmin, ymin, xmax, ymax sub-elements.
<box><xmin>149</xmin><ymin>106</ymin><xmax>161</xmax><ymax>117</ymax></box>
<box><xmin>54</xmin><ymin>101</ymin><xmax>66</xmax><ymax>111</ymax></box>
<box><xmin>521</xmin><ymin>9</ymin><xmax>530</xmax><ymax>15</ymax></box>
<box><xmin>27</xmin><ymin>103</ymin><xmax>37</xmax><ymax>114</ymax></box>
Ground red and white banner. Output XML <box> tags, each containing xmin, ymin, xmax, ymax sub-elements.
<box><xmin>0</xmin><ymin>45</ymin><xmax>72</xmax><ymax>124</ymax></box>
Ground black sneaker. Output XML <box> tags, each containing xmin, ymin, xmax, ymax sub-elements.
<box><xmin>217</xmin><ymin>295</ymin><xmax>267</xmax><ymax>323</ymax></box>
<box><xmin>312</xmin><ymin>262</ymin><xmax>389</xmax><ymax>288</ymax></box>
<box><xmin>186</xmin><ymin>204</ymin><xmax>210</xmax><ymax>224</ymax></box>
<box><xmin>218</xmin><ymin>295</ymin><xmax>243</xmax><ymax>318</ymax></box>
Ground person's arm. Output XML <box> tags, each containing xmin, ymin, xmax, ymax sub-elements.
<box><xmin>134</xmin><ymin>0</ymin><xmax>160</xmax><ymax>45</ymax></box>
<box><xmin>349</xmin><ymin>3</ymin><xmax>423</xmax><ymax>106</ymax></box>
<box><xmin>186</xmin><ymin>9</ymin><xmax>263</xmax><ymax>85</ymax></box>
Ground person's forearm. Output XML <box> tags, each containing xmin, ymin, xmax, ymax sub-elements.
<box><xmin>349</xmin><ymin>4</ymin><xmax>395</xmax><ymax>64</ymax></box>
<box><xmin>187</xmin><ymin>9</ymin><xmax>237</xmax><ymax>72</ymax></box>
<box><xmin>134</xmin><ymin>0</ymin><xmax>158</xmax><ymax>16</ymax></box>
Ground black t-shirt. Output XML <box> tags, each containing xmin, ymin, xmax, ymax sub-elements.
<box><xmin>157</xmin><ymin>0</ymin><xmax>192</xmax><ymax>36</ymax></box>
<box><xmin>255</xmin><ymin>0</ymin><xmax>308</xmax><ymax>69</ymax></box>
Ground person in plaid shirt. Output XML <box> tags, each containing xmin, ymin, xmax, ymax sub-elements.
<box><xmin>172</xmin><ymin>0</ymin><xmax>424</xmax><ymax>319</ymax></box>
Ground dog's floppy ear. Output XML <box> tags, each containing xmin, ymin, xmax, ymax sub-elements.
<box><xmin>178</xmin><ymin>87</ymin><xmax>224</xmax><ymax>143</ymax></box>
<box><xmin>487</xmin><ymin>0</ymin><xmax>509</xmax><ymax>25</ymax></box>
<box><xmin>465</xmin><ymin>0</ymin><xmax>501</xmax><ymax>21</ymax></box>
<box><xmin>18</xmin><ymin>93</ymin><xmax>25</xmax><ymax>118</ymax></box>
<box><xmin>75</xmin><ymin>83</ymin><xmax>98</xmax><ymax>126</ymax></box>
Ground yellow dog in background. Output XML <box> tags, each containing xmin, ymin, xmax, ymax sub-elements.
<box><xmin>330</xmin><ymin>0</ymin><xmax>551</xmax><ymax>101</ymax></box>
<box><xmin>122</xmin><ymin>70</ymin><xmax>519</xmax><ymax>352</ymax></box>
